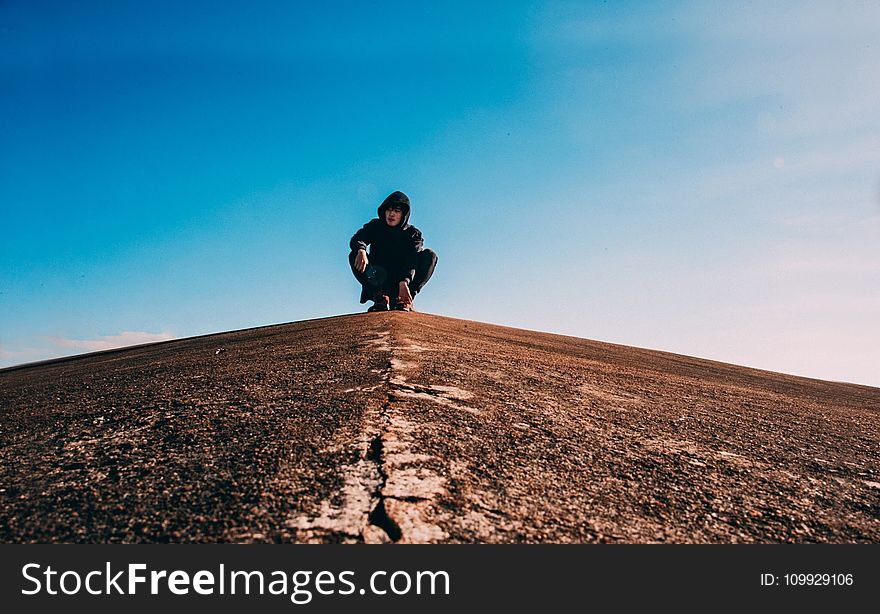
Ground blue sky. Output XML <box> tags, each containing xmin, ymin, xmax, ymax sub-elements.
<box><xmin>2</xmin><ymin>1</ymin><xmax>878</xmax><ymax>387</ymax></box>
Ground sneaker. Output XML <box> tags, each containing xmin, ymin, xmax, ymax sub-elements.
<box><xmin>367</xmin><ymin>295</ymin><xmax>390</xmax><ymax>312</ymax></box>
<box><xmin>393</xmin><ymin>299</ymin><xmax>413</xmax><ymax>312</ymax></box>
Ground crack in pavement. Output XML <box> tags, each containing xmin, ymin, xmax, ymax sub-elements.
<box><xmin>363</xmin><ymin>330</ymin><xmax>449</xmax><ymax>543</ymax></box>
<box><xmin>365</xmin><ymin>406</ymin><xmax>402</xmax><ymax>542</ymax></box>
<box><xmin>389</xmin><ymin>381</ymin><xmax>479</xmax><ymax>414</ymax></box>
<box><xmin>286</xmin><ymin>326</ymin><xmax>448</xmax><ymax>543</ymax></box>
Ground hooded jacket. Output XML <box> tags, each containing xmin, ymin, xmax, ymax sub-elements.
<box><xmin>350</xmin><ymin>191</ymin><xmax>424</xmax><ymax>284</ymax></box>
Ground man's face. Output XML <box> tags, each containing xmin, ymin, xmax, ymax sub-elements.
<box><xmin>384</xmin><ymin>205</ymin><xmax>403</xmax><ymax>227</ymax></box>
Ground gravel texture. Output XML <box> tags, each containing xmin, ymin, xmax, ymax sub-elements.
<box><xmin>1</xmin><ymin>312</ymin><xmax>877</xmax><ymax>543</ymax></box>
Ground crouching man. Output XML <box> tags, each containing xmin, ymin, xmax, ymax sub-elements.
<box><xmin>349</xmin><ymin>191</ymin><xmax>438</xmax><ymax>312</ymax></box>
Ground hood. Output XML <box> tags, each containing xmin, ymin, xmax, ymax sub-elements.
<box><xmin>378</xmin><ymin>191</ymin><xmax>411</xmax><ymax>228</ymax></box>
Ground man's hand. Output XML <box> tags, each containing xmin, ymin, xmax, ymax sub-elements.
<box><xmin>354</xmin><ymin>249</ymin><xmax>368</xmax><ymax>273</ymax></box>
<box><xmin>398</xmin><ymin>281</ymin><xmax>413</xmax><ymax>307</ymax></box>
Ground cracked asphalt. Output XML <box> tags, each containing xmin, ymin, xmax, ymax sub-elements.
<box><xmin>1</xmin><ymin>312</ymin><xmax>878</xmax><ymax>542</ymax></box>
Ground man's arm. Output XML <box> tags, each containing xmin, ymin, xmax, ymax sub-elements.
<box><xmin>409</xmin><ymin>228</ymin><xmax>424</xmax><ymax>252</ymax></box>
<box><xmin>350</xmin><ymin>221</ymin><xmax>378</xmax><ymax>273</ymax></box>
<box><xmin>400</xmin><ymin>228</ymin><xmax>424</xmax><ymax>285</ymax></box>
<box><xmin>350</xmin><ymin>221</ymin><xmax>377</xmax><ymax>253</ymax></box>
<box><xmin>398</xmin><ymin>279</ymin><xmax>413</xmax><ymax>306</ymax></box>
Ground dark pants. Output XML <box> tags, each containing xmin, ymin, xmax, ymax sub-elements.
<box><xmin>349</xmin><ymin>249</ymin><xmax>438</xmax><ymax>303</ymax></box>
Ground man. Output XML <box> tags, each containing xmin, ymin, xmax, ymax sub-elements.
<box><xmin>349</xmin><ymin>191</ymin><xmax>438</xmax><ymax>312</ymax></box>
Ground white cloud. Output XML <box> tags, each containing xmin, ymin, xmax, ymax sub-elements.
<box><xmin>0</xmin><ymin>330</ymin><xmax>177</xmax><ymax>369</ymax></box>
<box><xmin>678</xmin><ymin>2</ymin><xmax>880</xmax><ymax>136</ymax></box>
<box><xmin>0</xmin><ymin>343</ymin><xmax>47</xmax><ymax>364</ymax></box>
<box><xmin>47</xmin><ymin>331</ymin><xmax>175</xmax><ymax>352</ymax></box>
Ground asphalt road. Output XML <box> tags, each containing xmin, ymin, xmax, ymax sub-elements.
<box><xmin>1</xmin><ymin>312</ymin><xmax>878</xmax><ymax>542</ymax></box>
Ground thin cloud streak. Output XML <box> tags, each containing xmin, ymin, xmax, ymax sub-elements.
<box><xmin>47</xmin><ymin>331</ymin><xmax>175</xmax><ymax>352</ymax></box>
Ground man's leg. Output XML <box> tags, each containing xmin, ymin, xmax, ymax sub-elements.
<box><xmin>409</xmin><ymin>249</ymin><xmax>438</xmax><ymax>296</ymax></box>
<box><xmin>348</xmin><ymin>251</ymin><xmax>388</xmax><ymax>304</ymax></box>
